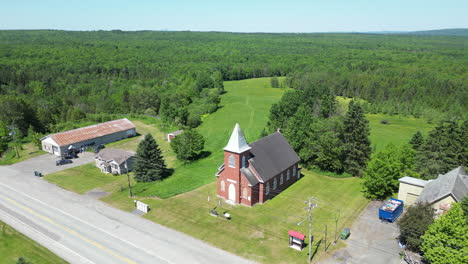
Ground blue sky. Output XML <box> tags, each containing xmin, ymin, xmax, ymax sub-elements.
<box><xmin>2</xmin><ymin>0</ymin><xmax>467</xmax><ymax>32</ymax></box>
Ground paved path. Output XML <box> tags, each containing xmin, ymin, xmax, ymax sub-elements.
<box><xmin>0</xmin><ymin>155</ymin><xmax>251</xmax><ymax>264</ymax></box>
<box><xmin>317</xmin><ymin>202</ymin><xmax>405</xmax><ymax>264</ymax></box>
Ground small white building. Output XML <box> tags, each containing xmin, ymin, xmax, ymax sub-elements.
<box><xmin>398</xmin><ymin>167</ymin><xmax>468</xmax><ymax>214</ymax></box>
<box><xmin>167</xmin><ymin>130</ymin><xmax>184</xmax><ymax>142</ymax></box>
<box><xmin>95</xmin><ymin>148</ymin><xmax>135</xmax><ymax>175</ymax></box>
<box><xmin>41</xmin><ymin>118</ymin><xmax>136</xmax><ymax>157</ymax></box>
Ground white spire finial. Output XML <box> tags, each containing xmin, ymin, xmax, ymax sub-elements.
<box><xmin>224</xmin><ymin>123</ymin><xmax>251</xmax><ymax>154</ymax></box>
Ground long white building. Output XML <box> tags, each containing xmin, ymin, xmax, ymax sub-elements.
<box><xmin>41</xmin><ymin>118</ymin><xmax>136</xmax><ymax>157</ymax></box>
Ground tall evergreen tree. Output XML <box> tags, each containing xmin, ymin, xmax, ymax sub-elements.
<box><xmin>342</xmin><ymin>100</ymin><xmax>371</xmax><ymax>176</ymax></box>
<box><xmin>409</xmin><ymin>131</ymin><xmax>424</xmax><ymax>150</ymax></box>
<box><xmin>134</xmin><ymin>133</ymin><xmax>168</xmax><ymax>182</ymax></box>
<box><xmin>416</xmin><ymin>121</ymin><xmax>465</xmax><ymax>179</ymax></box>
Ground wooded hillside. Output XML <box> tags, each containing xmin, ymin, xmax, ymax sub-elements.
<box><xmin>0</xmin><ymin>30</ymin><xmax>466</xmax><ymax>137</ymax></box>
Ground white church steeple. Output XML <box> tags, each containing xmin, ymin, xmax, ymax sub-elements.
<box><xmin>224</xmin><ymin>123</ymin><xmax>251</xmax><ymax>154</ymax></box>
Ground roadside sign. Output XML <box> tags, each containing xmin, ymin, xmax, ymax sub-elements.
<box><xmin>134</xmin><ymin>200</ymin><xmax>149</xmax><ymax>213</ymax></box>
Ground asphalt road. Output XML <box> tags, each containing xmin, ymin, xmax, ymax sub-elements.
<box><xmin>0</xmin><ymin>155</ymin><xmax>251</xmax><ymax>264</ymax></box>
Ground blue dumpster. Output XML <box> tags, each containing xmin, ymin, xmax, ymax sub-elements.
<box><xmin>379</xmin><ymin>198</ymin><xmax>404</xmax><ymax>223</ymax></box>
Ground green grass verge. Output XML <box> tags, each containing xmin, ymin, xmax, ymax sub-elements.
<box><xmin>102</xmin><ymin>169</ymin><xmax>368</xmax><ymax>264</ymax></box>
<box><xmin>0</xmin><ymin>143</ymin><xmax>46</xmax><ymax>165</ymax></box>
<box><xmin>45</xmin><ymin>163</ymin><xmax>128</xmax><ymax>194</ymax></box>
<box><xmin>0</xmin><ymin>221</ymin><xmax>68</xmax><ymax>264</ymax></box>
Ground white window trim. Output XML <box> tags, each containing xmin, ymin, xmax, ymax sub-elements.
<box><xmin>265</xmin><ymin>182</ymin><xmax>270</xmax><ymax>195</ymax></box>
<box><xmin>280</xmin><ymin>173</ymin><xmax>284</xmax><ymax>185</ymax></box>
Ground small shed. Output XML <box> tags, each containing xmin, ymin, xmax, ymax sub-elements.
<box><xmin>288</xmin><ymin>230</ymin><xmax>305</xmax><ymax>251</ymax></box>
<box><xmin>167</xmin><ymin>130</ymin><xmax>184</xmax><ymax>142</ymax></box>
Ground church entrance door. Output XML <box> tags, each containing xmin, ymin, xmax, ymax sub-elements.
<box><xmin>228</xmin><ymin>183</ymin><xmax>236</xmax><ymax>203</ymax></box>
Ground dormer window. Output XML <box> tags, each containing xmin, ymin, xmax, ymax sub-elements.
<box><xmin>228</xmin><ymin>154</ymin><xmax>236</xmax><ymax>168</ymax></box>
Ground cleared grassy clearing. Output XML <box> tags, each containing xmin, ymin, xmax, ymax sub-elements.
<box><xmin>132</xmin><ymin>77</ymin><xmax>286</xmax><ymax>198</ymax></box>
<box><xmin>367</xmin><ymin>113</ymin><xmax>434</xmax><ymax>151</ymax></box>
<box><xmin>0</xmin><ymin>221</ymin><xmax>68</xmax><ymax>264</ymax></box>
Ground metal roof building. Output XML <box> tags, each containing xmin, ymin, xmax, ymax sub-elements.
<box><xmin>41</xmin><ymin>118</ymin><xmax>136</xmax><ymax>157</ymax></box>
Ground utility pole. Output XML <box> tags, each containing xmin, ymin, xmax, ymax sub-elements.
<box><xmin>324</xmin><ymin>224</ymin><xmax>328</xmax><ymax>252</ymax></box>
<box><xmin>306</xmin><ymin>198</ymin><xmax>317</xmax><ymax>263</ymax></box>
<box><xmin>125</xmin><ymin>158</ymin><xmax>133</xmax><ymax>197</ymax></box>
<box><xmin>334</xmin><ymin>209</ymin><xmax>340</xmax><ymax>244</ymax></box>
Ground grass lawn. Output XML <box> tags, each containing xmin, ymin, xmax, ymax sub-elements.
<box><xmin>0</xmin><ymin>143</ymin><xmax>46</xmax><ymax>165</ymax></box>
<box><xmin>0</xmin><ymin>221</ymin><xmax>68</xmax><ymax>264</ymax></box>
<box><xmin>131</xmin><ymin>77</ymin><xmax>287</xmax><ymax>198</ymax></box>
<box><xmin>45</xmin><ymin>163</ymin><xmax>129</xmax><ymax>194</ymax></box>
<box><xmin>102</xmin><ymin>169</ymin><xmax>367</xmax><ymax>264</ymax></box>
<box><xmin>367</xmin><ymin>114</ymin><xmax>434</xmax><ymax>152</ymax></box>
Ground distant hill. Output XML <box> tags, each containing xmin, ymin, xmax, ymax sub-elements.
<box><xmin>364</xmin><ymin>28</ymin><xmax>468</xmax><ymax>36</ymax></box>
<box><xmin>402</xmin><ymin>28</ymin><xmax>468</xmax><ymax>36</ymax></box>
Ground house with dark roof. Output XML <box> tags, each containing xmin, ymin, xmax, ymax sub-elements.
<box><xmin>216</xmin><ymin>123</ymin><xmax>301</xmax><ymax>206</ymax></box>
<box><xmin>41</xmin><ymin>118</ymin><xmax>136</xmax><ymax>157</ymax></box>
<box><xmin>95</xmin><ymin>148</ymin><xmax>135</xmax><ymax>175</ymax></box>
<box><xmin>398</xmin><ymin>166</ymin><xmax>468</xmax><ymax>214</ymax></box>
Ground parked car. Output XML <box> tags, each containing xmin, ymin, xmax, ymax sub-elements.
<box><xmin>63</xmin><ymin>152</ymin><xmax>78</xmax><ymax>159</ymax></box>
<box><xmin>56</xmin><ymin>158</ymin><xmax>73</xmax><ymax>166</ymax></box>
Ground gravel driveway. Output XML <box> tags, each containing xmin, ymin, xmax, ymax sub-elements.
<box><xmin>318</xmin><ymin>201</ymin><xmax>405</xmax><ymax>264</ymax></box>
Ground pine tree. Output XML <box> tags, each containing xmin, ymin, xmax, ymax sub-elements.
<box><xmin>409</xmin><ymin>131</ymin><xmax>424</xmax><ymax>150</ymax></box>
<box><xmin>342</xmin><ymin>100</ymin><xmax>371</xmax><ymax>176</ymax></box>
<box><xmin>416</xmin><ymin>121</ymin><xmax>465</xmax><ymax>179</ymax></box>
<box><xmin>134</xmin><ymin>133</ymin><xmax>168</xmax><ymax>182</ymax></box>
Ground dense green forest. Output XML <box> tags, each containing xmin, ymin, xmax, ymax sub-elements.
<box><xmin>0</xmin><ymin>30</ymin><xmax>466</xmax><ymax>148</ymax></box>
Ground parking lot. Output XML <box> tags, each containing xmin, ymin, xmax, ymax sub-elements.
<box><xmin>10</xmin><ymin>151</ymin><xmax>96</xmax><ymax>175</ymax></box>
<box><xmin>318</xmin><ymin>201</ymin><xmax>405</xmax><ymax>264</ymax></box>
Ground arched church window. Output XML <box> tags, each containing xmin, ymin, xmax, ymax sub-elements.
<box><xmin>273</xmin><ymin>178</ymin><xmax>277</xmax><ymax>190</ymax></box>
<box><xmin>228</xmin><ymin>154</ymin><xmax>236</xmax><ymax>168</ymax></box>
<box><xmin>243</xmin><ymin>188</ymin><xmax>248</xmax><ymax>198</ymax></box>
<box><xmin>265</xmin><ymin>182</ymin><xmax>270</xmax><ymax>195</ymax></box>
<box><xmin>220</xmin><ymin>180</ymin><xmax>225</xmax><ymax>192</ymax></box>
<box><xmin>287</xmin><ymin>170</ymin><xmax>290</xmax><ymax>180</ymax></box>
<box><xmin>242</xmin><ymin>155</ymin><xmax>246</xmax><ymax>168</ymax></box>
<box><xmin>293</xmin><ymin>166</ymin><xmax>296</xmax><ymax>177</ymax></box>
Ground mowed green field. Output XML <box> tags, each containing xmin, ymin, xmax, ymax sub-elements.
<box><xmin>104</xmin><ymin>169</ymin><xmax>367</xmax><ymax>264</ymax></box>
<box><xmin>46</xmin><ymin>163</ymin><xmax>129</xmax><ymax>194</ymax></box>
<box><xmin>367</xmin><ymin>114</ymin><xmax>434</xmax><ymax>151</ymax></box>
<box><xmin>0</xmin><ymin>221</ymin><xmax>68</xmax><ymax>264</ymax></box>
<box><xmin>130</xmin><ymin>78</ymin><xmax>286</xmax><ymax>198</ymax></box>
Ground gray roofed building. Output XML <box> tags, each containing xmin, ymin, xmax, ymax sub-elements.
<box><xmin>248</xmin><ymin>132</ymin><xmax>300</xmax><ymax>183</ymax></box>
<box><xmin>417</xmin><ymin>166</ymin><xmax>468</xmax><ymax>203</ymax></box>
<box><xmin>216</xmin><ymin>123</ymin><xmax>301</xmax><ymax>206</ymax></box>
<box><xmin>95</xmin><ymin>148</ymin><xmax>135</xmax><ymax>175</ymax></box>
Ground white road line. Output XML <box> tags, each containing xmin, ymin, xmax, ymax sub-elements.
<box><xmin>0</xmin><ymin>207</ymin><xmax>95</xmax><ymax>264</ymax></box>
<box><xmin>0</xmin><ymin>182</ymin><xmax>173</xmax><ymax>264</ymax></box>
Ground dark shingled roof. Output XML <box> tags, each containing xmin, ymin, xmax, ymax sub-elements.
<box><xmin>241</xmin><ymin>167</ymin><xmax>259</xmax><ymax>186</ymax></box>
<box><xmin>248</xmin><ymin>132</ymin><xmax>300</xmax><ymax>183</ymax></box>
<box><xmin>418</xmin><ymin>166</ymin><xmax>468</xmax><ymax>203</ymax></box>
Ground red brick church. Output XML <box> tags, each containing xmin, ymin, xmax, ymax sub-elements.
<box><xmin>216</xmin><ymin>123</ymin><xmax>301</xmax><ymax>206</ymax></box>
